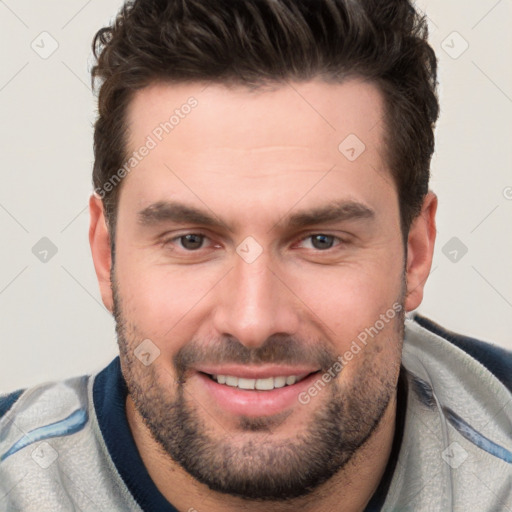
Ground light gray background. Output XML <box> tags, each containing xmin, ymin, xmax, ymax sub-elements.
<box><xmin>1</xmin><ymin>0</ymin><xmax>511</xmax><ymax>393</ymax></box>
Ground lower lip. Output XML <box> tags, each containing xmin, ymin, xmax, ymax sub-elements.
<box><xmin>196</xmin><ymin>371</ymin><xmax>322</xmax><ymax>417</ymax></box>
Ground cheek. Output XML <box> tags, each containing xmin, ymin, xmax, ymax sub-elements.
<box><xmin>287</xmin><ymin>256</ymin><xmax>404</xmax><ymax>348</ymax></box>
<box><xmin>114</xmin><ymin>253</ymin><xmax>218</xmax><ymax>339</ymax></box>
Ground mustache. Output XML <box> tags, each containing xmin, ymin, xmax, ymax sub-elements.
<box><xmin>173</xmin><ymin>333</ymin><xmax>337</xmax><ymax>377</ymax></box>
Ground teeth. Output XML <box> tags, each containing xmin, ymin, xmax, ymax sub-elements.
<box><xmin>238</xmin><ymin>377</ymin><xmax>256</xmax><ymax>390</ymax></box>
<box><xmin>273</xmin><ymin>376</ymin><xmax>286</xmax><ymax>388</ymax></box>
<box><xmin>255</xmin><ymin>377</ymin><xmax>274</xmax><ymax>390</ymax></box>
<box><xmin>226</xmin><ymin>376</ymin><xmax>238</xmax><ymax>387</ymax></box>
<box><xmin>211</xmin><ymin>373</ymin><xmax>307</xmax><ymax>390</ymax></box>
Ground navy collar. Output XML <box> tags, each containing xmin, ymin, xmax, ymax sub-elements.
<box><xmin>93</xmin><ymin>357</ymin><xmax>179</xmax><ymax>511</ymax></box>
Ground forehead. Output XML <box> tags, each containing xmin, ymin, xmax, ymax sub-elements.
<box><xmin>125</xmin><ymin>78</ymin><xmax>385</xmax><ymax>156</ymax></box>
<box><xmin>120</xmin><ymin>79</ymin><xmax>395</xmax><ymax>224</ymax></box>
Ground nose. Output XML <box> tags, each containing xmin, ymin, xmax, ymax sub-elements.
<box><xmin>212</xmin><ymin>250</ymin><xmax>300</xmax><ymax>350</ymax></box>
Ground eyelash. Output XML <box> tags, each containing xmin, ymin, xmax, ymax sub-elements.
<box><xmin>161</xmin><ymin>232</ymin><xmax>347</xmax><ymax>253</ymax></box>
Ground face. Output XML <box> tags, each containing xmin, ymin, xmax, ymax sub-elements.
<box><xmin>96</xmin><ymin>79</ymin><xmax>422</xmax><ymax>500</ymax></box>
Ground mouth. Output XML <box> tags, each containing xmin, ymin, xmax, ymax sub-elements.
<box><xmin>195</xmin><ymin>368</ymin><xmax>323</xmax><ymax>417</ymax></box>
<box><xmin>204</xmin><ymin>372</ymin><xmax>312</xmax><ymax>390</ymax></box>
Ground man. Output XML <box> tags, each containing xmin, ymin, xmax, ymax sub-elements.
<box><xmin>1</xmin><ymin>0</ymin><xmax>511</xmax><ymax>510</ymax></box>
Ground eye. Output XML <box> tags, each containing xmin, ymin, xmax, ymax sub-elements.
<box><xmin>297</xmin><ymin>234</ymin><xmax>341</xmax><ymax>250</ymax></box>
<box><xmin>164</xmin><ymin>233</ymin><xmax>209</xmax><ymax>251</ymax></box>
<box><xmin>180</xmin><ymin>233</ymin><xmax>205</xmax><ymax>250</ymax></box>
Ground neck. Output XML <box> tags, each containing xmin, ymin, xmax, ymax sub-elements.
<box><xmin>126</xmin><ymin>392</ymin><xmax>397</xmax><ymax>512</ymax></box>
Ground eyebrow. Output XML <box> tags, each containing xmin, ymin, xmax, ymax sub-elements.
<box><xmin>137</xmin><ymin>199</ymin><xmax>375</xmax><ymax>232</ymax></box>
<box><xmin>282</xmin><ymin>201</ymin><xmax>375</xmax><ymax>229</ymax></box>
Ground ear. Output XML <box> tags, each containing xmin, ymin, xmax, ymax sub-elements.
<box><xmin>89</xmin><ymin>193</ymin><xmax>114</xmax><ymax>313</ymax></box>
<box><xmin>404</xmin><ymin>191</ymin><xmax>437</xmax><ymax>312</ymax></box>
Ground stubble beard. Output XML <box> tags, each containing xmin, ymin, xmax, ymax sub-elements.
<box><xmin>113</xmin><ymin>275</ymin><xmax>405</xmax><ymax>501</ymax></box>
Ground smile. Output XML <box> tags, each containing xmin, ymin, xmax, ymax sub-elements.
<box><xmin>207</xmin><ymin>373</ymin><xmax>311</xmax><ymax>390</ymax></box>
<box><xmin>195</xmin><ymin>369</ymin><xmax>322</xmax><ymax>417</ymax></box>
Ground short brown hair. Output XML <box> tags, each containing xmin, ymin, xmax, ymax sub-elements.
<box><xmin>91</xmin><ymin>0</ymin><xmax>439</xmax><ymax>247</ymax></box>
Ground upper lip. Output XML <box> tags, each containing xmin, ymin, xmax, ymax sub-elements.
<box><xmin>195</xmin><ymin>365</ymin><xmax>320</xmax><ymax>379</ymax></box>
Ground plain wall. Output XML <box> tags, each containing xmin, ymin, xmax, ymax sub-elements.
<box><xmin>0</xmin><ymin>0</ymin><xmax>511</xmax><ymax>392</ymax></box>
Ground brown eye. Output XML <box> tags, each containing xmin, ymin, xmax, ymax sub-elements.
<box><xmin>309</xmin><ymin>234</ymin><xmax>336</xmax><ymax>250</ymax></box>
<box><xmin>179</xmin><ymin>234</ymin><xmax>205</xmax><ymax>250</ymax></box>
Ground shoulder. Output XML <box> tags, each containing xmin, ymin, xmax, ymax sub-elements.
<box><xmin>0</xmin><ymin>388</ymin><xmax>26</xmax><ymax>419</ymax></box>
<box><xmin>412</xmin><ymin>313</ymin><xmax>512</xmax><ymax>392</ymax></box>
<box><xmin>0</xmin><ymin>375</ymin><xmax>92</xmax><ymax>465</ymax></box>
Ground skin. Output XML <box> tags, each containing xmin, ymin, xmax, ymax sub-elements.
<box><xmin>89</xmin><ymin>79</ymin><xmax>437</xmax><ymax>512</ymax></box>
